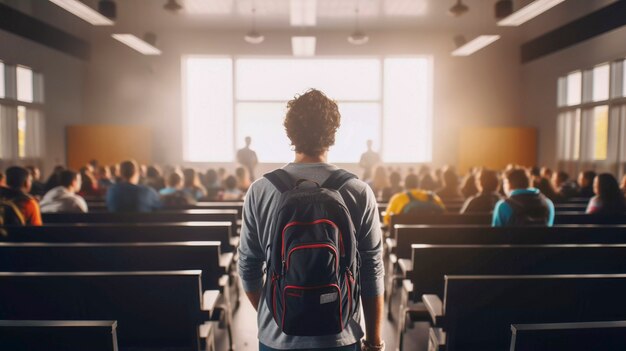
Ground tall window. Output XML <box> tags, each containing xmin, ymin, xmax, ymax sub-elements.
<box><xmin>558</xmin><ymin>59</ymin><xmax>626</xmax><ymax>175</ymax></box>
<box><xmin>183</xmin><ymin>56</ymin><xmax>433</xmax><ymax>163</ymax></box>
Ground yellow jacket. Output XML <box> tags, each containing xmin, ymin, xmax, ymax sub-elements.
<box><xmin>383</xmin><ymin>189</ymin><xmax>445</xmax><ymax>225</ymax></box>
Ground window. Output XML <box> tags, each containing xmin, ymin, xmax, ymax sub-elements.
<box><xmin>184</xmin><ymin>56</ymin><xmax>433</xmax><ymax>163</ymax></box>
<box><xmin>16</xmin><ymin>66</ymin><xmax>33</xmax><ymax>103</ymax></box>
<box><xmin>592</xmin><ymin>105</ymin><xmax>609</xmax><ymax>160</ymax></box>
<box><xmin>592</xmin><ymin>64</ymin><xmax>610</xmax><ymax>102</ymax></box>
<box><xmin>566</xmin><ymin>71</ymin><xmax>582</xmax><ymax>106</ymax></box>
<box><xmin>557</xmin><ymin>109</ymin><xmax>581</xmax><ymax>161</ymax></box>
<box><xmin>17</xmin><ymin>105</ymin><xmax>26</xmax><ymax>158</ymax></box>
<box><xmin>0</xmin><ymin>61</ymin><xmax>4</xmax><ymax>99</ymax></box>
<box><xmin>623</xmin><ymin>60</ymin><xmax>626</xmax><ymax>97</ymax></box>
<box><xmin>182</xmin><ymin>57</ymin><xmax>233</xmax><ymax>162</ymax></box>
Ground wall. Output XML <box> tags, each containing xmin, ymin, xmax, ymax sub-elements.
<box><xmin>82</xmin><ymin>28</ymin><xmax>525</xmax><ymax>171</ymax></box>
<box><xmin>521</xmin><ymin>25</ymin><xmax>626</xmax><ymax>169</ymax></box>
<box><xmin>0</xmin><ymin>29</ymin><xmax>86</xmax><ymax>174</ymax></box>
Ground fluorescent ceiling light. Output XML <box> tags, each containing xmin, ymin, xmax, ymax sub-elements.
<box><xmin>498</xmin><ymin>0</ymin><xmax>566</xmax><ymax>26</ymax></box>
<box><xmin>48</xmin><ymin>0</ymin><xmax>114</xmax><ymax>26</ymax></box>
<box><xmin>184</xmin><ymin>0</ymin><xmax>233</xmax><ymax>14</ymax></box>
<box><xmin>452</xmin><ymin>35</ymin><xmax>500</xmax><ymax>56</ymax></box>
<box><xmin>112</xmin><ymin>34</ymin><xmax>162</xmax><ymax>55</ymax></box>
<box><xmin>290</xmin><ymin>0</ymin><xmax>317</xmax><ymax>26</ymax></box>
<box><xmin>291</xmin><ymin>36</ymin><xmax>316</xmax><ymax>57</ymax></box>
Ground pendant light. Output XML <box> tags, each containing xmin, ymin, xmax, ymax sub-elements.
<box><xmin>448</xmin><ymin>0</ymin><xmax>469</xmax><ymax>17</ymax></box>
<box><xmin>244</xmin><ymin>7</ymin><xmax>264</xmax><ymax>44</ymax></box>
<box><xmin>347</xmin><ymin>7</ymin><xmax>368</xmax><ymax>45</ymax></box>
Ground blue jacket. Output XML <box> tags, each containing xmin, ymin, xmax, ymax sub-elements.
<box><xmin>106</xmin><ymin>182</ymin><xmax>161</xmax><ymax>213</ymax></box>
<box><xmin>492</xmin><ymin>188</ymin><xmax>555</xmax><ymax>227</ymax></box>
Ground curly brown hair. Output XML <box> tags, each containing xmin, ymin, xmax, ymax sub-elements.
<box><xmin>284</xmin><ymin>89</ymin><xmax>341</xmax><ymax>156</ymax></box>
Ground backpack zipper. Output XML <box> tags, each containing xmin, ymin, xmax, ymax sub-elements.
<box><xmin>286</xmin><ymin>243</ymin><xmax>338</xmax><ymax>272</ymax></box>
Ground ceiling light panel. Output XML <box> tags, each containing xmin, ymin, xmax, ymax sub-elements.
<box><xmin>498</xmin><ymin>0</ymin><xmax>566</xmax><ymax>26</ymax></box>
<box><xmin>48</xmin><ymin>0</ymin><xmax>114</xmax><ymax>25</ymax></box>
<box><xmin>317</xmin><ymin>0</ymin><xmax>378</xmax><ymax>18</ymax></box>
<box><xmin>112</xmin><ymin>34</ymin><xmax>162</xmax><ymax>55</ymax></box>
<box><xmin>383</xmin><ymin>0</ymin><xmax>428</xmax><ymax>16</ymax></box>
<box><xmin>292</xmin><ymin>36</ymin><xmax>316</xmax><ymax>56</ymax></box>
<box><xmin>290</xmin><ymin>0</ymin><xmax>317</xmax><ymax>26</ymax></box>
<box><xmin>451</xmin><ymin>35</ymin><xmax>500</xmax><ymax>56</ymax></box>
<box><xmin>184</xmin><ymin>0</ymin><xmax>234</xmax><ymax>14</ymax></box>
<box><xmin>236</xmin><ymin>0</ymin><xmax>288</xmax><ymax>16</ymax></box>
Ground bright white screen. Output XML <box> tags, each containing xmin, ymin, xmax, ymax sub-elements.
<box><xmin>383</xmin><ymin>57</ymin><xmax>432</xmax><ymax>162</ymax></box>
<box><xmin>235</xmin><ymin>102</ymin><xmax>293</xmax><ymax>163</ymax></box>
<box><xmin>0</xmin><ymin>62</ymin><xmax>4</xmax><ymax>98</ymax></box>
<box><xmin>183</xmin><ymin>57</ymin><xmax>233</xmax><ymax>162</ymax></box>
<box><xmin>236</xmin><ymin>58</ymin><xmax>381</xmax><ymax>101</ymax></box>
<box><xmin>330</xmin><ymin>103</ymin><xmax>381</xmax><ymax>163</ymax></box>
<box><xmin>567</xmin><ymin>71</ymin><xmax>582</xmax><ymax>106</ymax></box>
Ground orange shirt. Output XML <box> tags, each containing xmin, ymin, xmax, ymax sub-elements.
<box><xmin>12</xmin><ymin>196</ymin><xmax>43</xmax><ymax>226</ymax></box>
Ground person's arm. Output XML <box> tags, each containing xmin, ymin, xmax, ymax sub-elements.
<box><xmin>357</xmin><ymin>185</ymin><xmax>385</xmax><ymax>345</ymax></box>
<box><xmin>492</xmin><ymin>200</ymin><xmax>508</xmax><ymax>227</ymax></box>
<box><xmin>383</xmin><ymin>193</ymin><xmax>402</xmax><ymax>226</ymax></box>
<box><xmin>24</xmin><ymin>199</ymin><xmax>43</xmax><ymax>226</ymax></box>
<box><xmin>238</xmin><ymin>185</ymin><xmax>266</xmax><ymax>310</ymax></box>
<box><xmin>547</xmin><ymin>199</ymin><xmax>556</xmax><ymax>226</ymax></box>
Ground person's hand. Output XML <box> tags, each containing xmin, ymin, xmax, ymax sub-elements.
<box><xmin>361</xmin><ymin>339</ymin><xmax>385</xmax><ymax>351</ymax></box>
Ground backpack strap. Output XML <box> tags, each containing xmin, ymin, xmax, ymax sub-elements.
<box><xmin>321</xmin><ymin>169</ymin><xmax>357</xmax><ymax>191</ymax></box>
<box><xmin>264</xmin><ymin>169</ymin><xmax>295</xmax><ymax>193</ymax></box>
<box><xmin>405</xmin><ymin>191</ymin><xmax>416</xmax><ymax>202</ymax></box>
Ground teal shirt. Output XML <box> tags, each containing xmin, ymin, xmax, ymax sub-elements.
<box><xmin>492</xmin><ymin>188</ymin><xmax>555</xmax><ymax>227</ymax></box>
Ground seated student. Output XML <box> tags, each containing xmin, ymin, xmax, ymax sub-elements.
<box><xmin>43</xmin><ymin>166</ymin><xmax>65</xmax><ymax>193</ymax></box>
<box><xmin>40</xmin><ymin>170</ymin><xmax>88</xmax><ymax>213</ymax></box>
<box><xmin>0</xmin><ymin>171</ymin><xmax>5</xmax><ymax>188</ymax></box>
<box><xmin>143</xmin><ymin>165</ymin><xmax>165</xmax><ymax>191</ymax></box>
<box><xmin>436</xmin><ymin>167</ymin><xmax>464</xmax><ymax>202</ymax></box>
<box><xmin>78</xmin><ymin>166</ymin><xmax>102</xmax><ymax>199</ymax></box>
<box><xmin>460</xmin><ymin>169</ymin><xmax>502</xmax><ymax>213</ymax></box>
<box><xmin>586</xmin><ymin>173</ymin><xmax>626</xmax><ymax>215</ymax></box>
<box><xmin>381</xmin><ymin>171</ymin><xmax>403</xmax><ymax>202</ymax></box>
<box><xmin>26</xmin><ymin>166</ymin><xmax>46</xmax><ymax>198</ymax></box>
<box><xmin>159</xmin><ymin>171</ymin><xmax>196</xmax><ymax>207</ymax></box>
<box><xmin>577</xmin><ymin>170</ymin><xmax>597</xmax><ymax>198</ymax></box>
<box><xmin>0</xmin><ymin>166</ymin><xmax>42</xmax><ymax>225</ymax></box>
<box><xmin>383</xmin><ymin>174</ymin><xmax>445</xmax><ymax>225</ymax></box>
<box><xmin>203</xmin><ymin>169</ymin><xmax>223</xmax><ymax>201</ymax></box>
<box><xmin>235</xmin><ymin>166</ymin><xmax>251</xmax><ymax>193</ymax></box>
<box><xmin>552</xmin><ymin>171</ymin><xmax>578</xmax><ymax>200</ymax></box>
<box><xmin>460</xmin><ymin>170</ymin><xmax>479</xmax><ymax>199</ymax></box>
<box><xmin>97</xmin><ymin>165</ymin><xmax>115</xmax><ymax>189</ymax></box>
<box><xmin>182</xmin><ymin>168</ymin><xmax>207</xmax><ymax>200</ymax></box>
<box><xmin>106</xmin><ymin>160</ymin><xmax>161</xmax><ymax>212</ymax></box>
<box><xmin>222</xmin><ymin>175</ymin><xmax>243</xmax><ymax>201</ymax></box>
<box><xmin>370</xmin><ymin>166</ymin><xmax>390</xmax><ymax>201</ymax></box>
<box><xmin>492</xmin><ymin>168</ymin><xmax>555</xmax><ymax>227</ymax></box>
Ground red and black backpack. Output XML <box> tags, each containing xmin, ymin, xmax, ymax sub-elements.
<box><xmin>263</xmin><ymin>168</ymin><xmax>360</xmax><ymax>336</ymax></box>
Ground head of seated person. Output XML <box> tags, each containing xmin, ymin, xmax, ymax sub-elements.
<box><xmin>120</xmin><ymin>160</ymin><xmax>140</xmax><ymax>185</ymax></box>
<box><xmin>586</xmin><ymin>173</ymin><xmax>626</xmax><ymax>215</ymax></box>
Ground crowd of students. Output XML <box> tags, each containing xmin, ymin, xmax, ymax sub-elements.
<box><xmin>2</xmin><ymin>158</ymin><xmax>626</xmax><ymax>227</ymax></box>
<box><xmin>372</xmin><ymin>164</ymin><xmax>626</xmax><ymax>227</ymax></box>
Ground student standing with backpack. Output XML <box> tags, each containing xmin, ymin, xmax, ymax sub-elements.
<box><xmin>238</xmin><ymin>89</ymin><xmax>385</xmax><ymax>351</ymax></box>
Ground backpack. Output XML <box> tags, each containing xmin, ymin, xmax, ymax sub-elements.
<box><xmin>0</xmin><ymin>198</ymin><xmax>26</xmax><ymax>237</ymax></box>
<box><xmin>263</xmin><ymin>169</ymin><xmax>360</xmax><ymax>336</ymax></box>
<box><xmin>504</xmin><ymin>193</ymin><xmax>550</xmax><ymax>226</ymax></box>
<box><xmin>402</xmin><ymin>191</ymin><xmax>444</xmax><ymax>214</ymax></box>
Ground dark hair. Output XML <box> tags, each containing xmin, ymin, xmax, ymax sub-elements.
<box><xmin>146</xmin><ymin>165</ymin><xmax>161</xmax><ymax>179</ymax></box>
<box><xmin>478</xmin><ymin>169</ymin><xmax>499</xmax><ymax>193</ymax></box>
<box><xmin>119</xmin><ymin>160</ymin><xmax>138</xmax><ymax>180</ymax></box>
<box><xmin>205</xmin><ymin>169</ymin><xmax>218</xmax><ymax>184</ymax></box>
<box><xmin>59</xmin><ymin>170</ymin><xmax>79</xmax><ymax>188</ymax></box>
<box><xmin>530</xmin><ymin>166</ymin><xmax>541</xmax><ymax>177</ymax></box>
<box><xmin>582</xmin><ymin>170</ymin><xmax>597</xmax><ymax>183</ymax></box>
<box><xmin>442</xmin><ymin>168</ymin><xmax>459</xmax><ymax>188</ymax></box>
<box><xmin>419</xmin><ymin>173</ymin><xmax>437</xmax><ymax>191</ymax></box>
<box><xmin>182</xmin><ymin>168</ymin><xmax>197</xmax><ymax>188</ymax></box>
<box><xmin>284</xmin><ymin>89</ymin><xmax>340</xmax><ymax>156</ymax></box>
<box><xmin>405</xmin><ymin>174</ymin><xmax>419</xmax><ymax>190</ymax></box>
<box><xmin>224</xmin><ymin>175</ymin><xmax>238</xmax><ymax>190</ymax></box>
<box><xmin>505</xmin><ymin>168</ymin><xmax>530</xmax><ymax>189</ymax></box>
<box><xmin>461</xmin><ymin>174</ymin><xmax>478</xmax><ymax>198</ymax></box>
<box><xmin>596</xmin><ymin>173</ymin><xmax>625</xmax><ymax>211</ymax></box>
<box><xmin>389</xmin><ymin>171</ymin><xmax>401</xmax><ymax>186</ymax></box>
<box><xmin>556</xmin><ymin>171</ymin><xmax>569</xmax><ymax>183</ymax></box>
<box><xmin>167</xmin><ymin>172</ymin><xmax>183</xmax><ymax>188</ymax></box>
<box><xmin>5</xmin><ymin>166</ymin><xmax>30</xmax><ymax>189</ymax></box>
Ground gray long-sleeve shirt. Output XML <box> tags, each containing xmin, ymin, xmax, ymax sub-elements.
<box><xmin>238</xmin><ymin>162</ymin><xmax>384</xmax><ymax>349</ymax></box>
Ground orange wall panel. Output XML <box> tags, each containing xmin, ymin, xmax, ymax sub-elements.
<box><xmin>66</xmin><ymin>125</ymin><xmax>153</xmax><ymax>169</ymax></box>
<box><xmin>458</xmin><ymin>127</ymin><xmax>537</xmax><ymax>173</ymax></box>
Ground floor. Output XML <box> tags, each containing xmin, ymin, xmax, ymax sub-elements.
<box><xmin>213</xmin><ymin>281</ymin><xmax>429</xmax><ymax>351</ymax></box>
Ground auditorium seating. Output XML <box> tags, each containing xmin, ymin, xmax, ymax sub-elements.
<box><xmin>510</xmin><ymin>321</ymin><xmax>626</xmax><ymax>351</ymax></box>
<box><xmin>87</xmin><ymin>201</ymin><xmax>244</xmax><ymax>217</ymax></box>
<box><xmin>389</xmin><ymin>212</ymin><xmax>626</xmax><ymax>226</ymax></box>
<box><xmin>0</xmin><ymin>320</ymin><xmax>118</xmax><ymax>351</ymax></box>
<box><xmin>0</xmin><ymin>271</ymin><xmax>214</xmax><ymax>351</ymax></box>
<box><xmin>424</xmin><ymin>274</ymin><xmax>626</xmax><ymax>351</ymax></box>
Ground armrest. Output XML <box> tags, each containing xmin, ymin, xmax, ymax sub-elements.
<box><xmin>398</xmin><ymin>258</ymin><xmax>412</xmax><ymax>275</ymax></box>
<box><xmin>385</xmin><ymin>238</ymin><xmax>397</xmax><ymax>250</ymax></box>
<box><xmin>218</xmin><ymin>274</ymin><xmax>229</xmax><ymax>289</ymax></box>
<box><xmin>429</xmin><ymin>327</ymin><xmax>446</xmax><ymax>351</ymax></box>
<box><xmin>422</xmin><ymin>294</ymin><xmax>444</xmax><ymax>326</ymax></box>
<box><xmin>402</xmin><ymin>279</ymin><xmax>414</xmax><ymax>294</ymax></box>
<box><xmin>229</xmin><ymin>236</ymin><xmax>240</xmax><ymax>248</ymax></box>
<box><xmin>202</xmin><ymin>290</ymin><xmax>221</xmax><ymax>313</ymax></box>
<box><xmin>219</xmin><ymin>252</ymin><xmax>235</xmax><ymax>271</ymax></box>
<box><xmin>199</xmin><ymin>322</ymin><xmax>213</xmax><ymax>338</ymax></box>
<box><xmin>389</xmin><ymin>253</ymin><xmax>398</xmax><ymax>265</ymax></box>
